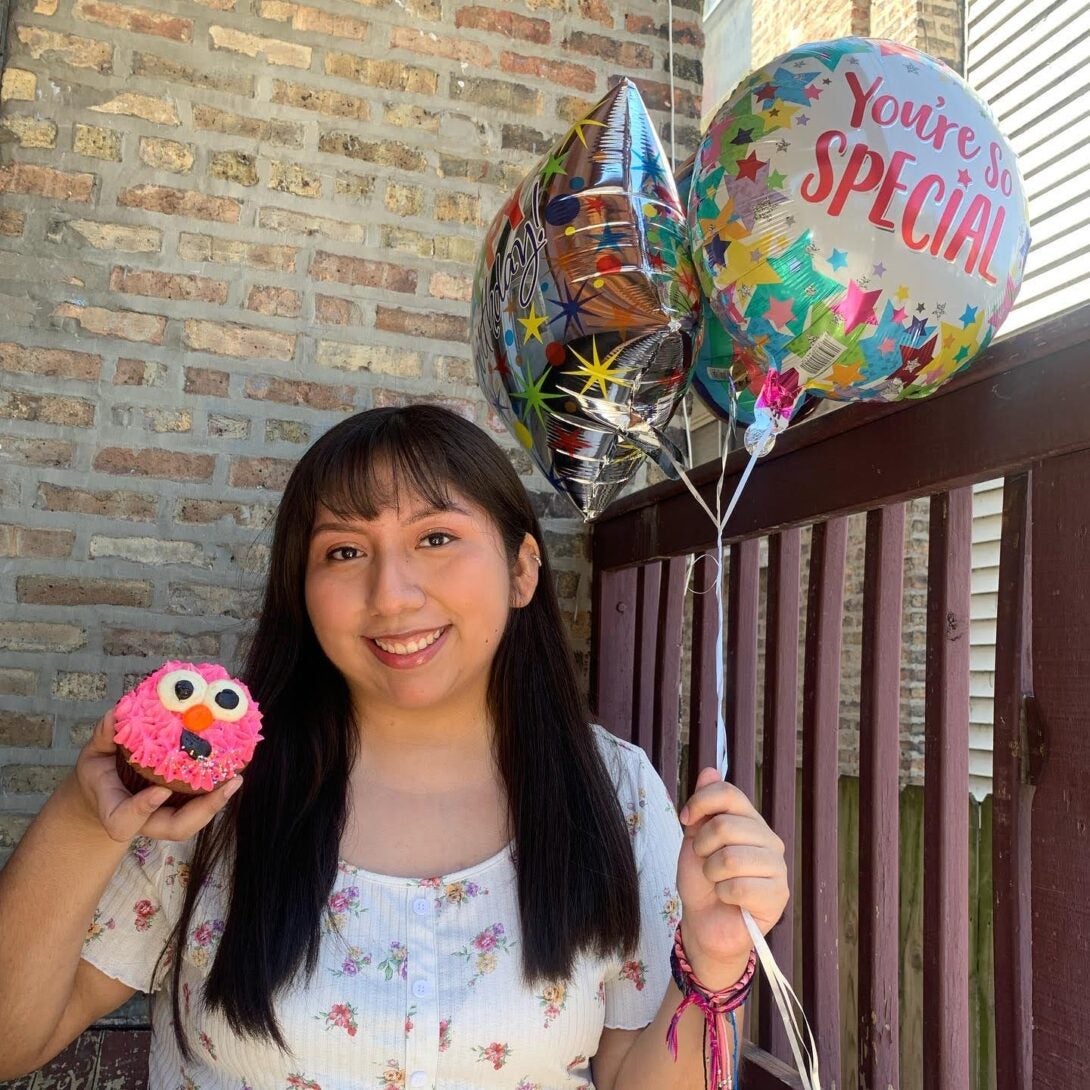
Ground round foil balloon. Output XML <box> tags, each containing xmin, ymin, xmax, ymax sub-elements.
<box><xmin>472</xmin><ymin>79</ymin><xmax>701</xmax><ymax>521</ymax></box>
<box><xmin>689</xmin><ymin>37</ymin><xmax>1031</xmax><ymax>445</ymax></box>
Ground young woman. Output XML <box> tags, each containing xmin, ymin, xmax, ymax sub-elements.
<box><xmin>0</xmin><ymin>405</ymin><xmax>789</xmax><ymax>1090</ymax></box>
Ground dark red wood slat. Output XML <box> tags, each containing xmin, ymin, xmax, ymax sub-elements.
<box><xmin>923</xmin><ymin>489</ymin><xmax>973</xmax><ymax>1090</ymax></box>
<box><xmin>726</xmin><ymin>538</ymin><xmax>760</xmax><ymax>799</ymax></box>
<box><xmin>992</xmin><ymin>473</ymin><xmax>1033</xmax><ymax>1090</ymax></box>
<box><xmin>632</xmin><ymin>562</ymin><xmax>663</xmax><ymax>757</ymax></box>
<box><xmin>687</xmin><ymin>551</ymin><xmax>721</xmax><ymax>800</ymax></box>
<box><xmin>741</xmin><ymin>1043</ymin><xmax>804</xmax><ymax>1090</ymax></box>
<box><xmin>858</xmin><ymin>504</ymin><xmax>906</xmax><ymax>1090</ymax></box>
<box><xmin>592</xmin><ymin>565</ymin><xmax>639</xmax><ymax>741</ymax></box>
<box><xmin>801</xmin><ymin>517</ymin><xmax>848</xmax><ymax>1084</ymax></box>
<box><xmin>653</xmin><ymin>556</ymin><xmax>688</xmax><ymax>801</ymax></box>
<box><xmin>758</xmin><ymin>529</ymin><xmax>802</xmax><ymax>1062</ymax></box>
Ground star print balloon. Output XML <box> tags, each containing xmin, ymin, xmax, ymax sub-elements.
<box><xmin>472</xmin><ymin>79</ymin><xmax>701</xmax><ymax>520</ymax></box>
<box><xmin>688</xmin><ymin>37</ymin><xmax>1030</xmax><ymax>451</ymax></box>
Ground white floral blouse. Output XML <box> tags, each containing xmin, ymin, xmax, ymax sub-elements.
<box><xmin>81</xmin><ymin>726</ymin><xmax>684</xmax><ymax>1090</ymax></box>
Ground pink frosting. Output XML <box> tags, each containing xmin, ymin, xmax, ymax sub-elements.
<box><xmin>113</xmin><ymin>660</ymin><xmax>263</xmax><ymax>792</ymax></box>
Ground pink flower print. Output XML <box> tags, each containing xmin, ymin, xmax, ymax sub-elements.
<box><xmin>515</xmin><ymin>1081</ymin><xmax>542</xmax><ymax>1090</ymax></box>
<box><xmin>133</xmin><ymin>898</ymin><xmax>159</xmax><ymax>932</ymax></box>
<box><xmin>164</xmin><ymin>855</ymin><xmax>190</xmax><ymax>888</ymax></box>
<box><xmin>620</xmin><ymin>959</ymin><xmax>647</xmax><ymax>991</ymax></box>
<box><xmin>438</xmin><ymin>879</ymin><xmax>488</xmax><ymax>910</ymax></box>
<box><xmin>661</xmin><ymin>889</ymin><xmax>682</xmax><ymax>930</ymax></box>
<box><xmin>404</xmin><ymin>1005</ymin><xmax>416</xmax><ymax>1034</ymax></box>
<box><xmin>417</xmin><ymin>876</ymin><xmax>442</xmax><ymax>890</ymax></box>
<box><xmin>317</xmin><ymin>1001</ymin><xmax>359</xmax><ymax>1037</ymax></box>
<box><xmin>189</xmin><ymin>918</ymin><xmax>225</xmax><ymax>969</ymax></box>
<box><xmin>473</xmin><ymin>922</ymin><xmax>504</xmax><ymax>952</ymax></box>
<box><xmin>536</xmin><ymin>982</ymin><xmax>568</xmax><ymax>1028</ymax></box>
<box><xmin>379</xmin><ymin>1060</ymin><xmax>405</xmax><ymax>1088</ymax></box>
<box><xmin>378</xmin><ymin>941</ymin><xmax>408</xmax><ymax>981</ymax></box>
<box><xmin>473</xmin><ymin>1042</ymin><xmax>511</xmax><ymax>1070</ymax></box>
<box><xmin>332</xmin><ymin>945</ymin><xmax>371</xmax><ymax>977</ymax></box>
<box><xmin>438</xmin><ymin>1017</ymin><xmax>452</xmax><ymax>1053</ymax></box>
<box><xmin>199</xmin><ymin>1031</ymin><xmax>216</xmax><ymax>1059</ymax></box>
<box><xmin>287</xmin><ymin>1076</ymin><xmax>322</xmax><ymax>1090</ymax></box>
<box><xmin>130</xmin><ymin>837</ymin><xmax>153</xmax><ymax>867</ymax></box>
<box><xmin>84</xmin><ymin>908</ymin><xmax>115</xmax><ymax>945</ymax></box>
<box><xmin>456</xmin><ymin>923</ymin><xmax>513</xmax><ymax>985</ymax></box>
<box><xmin>326</xmin><ymin>885</ymin><xmax>364</xmax><ymax>932</ymax></box>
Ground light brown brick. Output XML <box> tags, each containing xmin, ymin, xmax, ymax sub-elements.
<box><xmin>62</xmin><ymin>219</ymin><xmax>161</xmax><ymax>253</ymax></box>
<box><xmin>325</xmin><ymin>53</ymin><xmax>437</xmax><ymax>94</ymax></box>
<box><xmin>564</xmin><ymin>31</ymin><xmax>654</xmax><ymax>68</ymax></box>
<box><xmin>210</xmin><ymin>150</ymin><xmax>258</xmax><ymax>187</ymax></box>
<box><xmin>435</xmin><ymin>191</ymin><xmax>481</xmax><ymax>225</ymax></box>
<box><xmin>174</xmin><ymin>498</ymin><xmax>274</xmax><ymax>527</ymax></box>
<box><xmin>131</xmin><ymin>407</ymin><xmax>192</xmax><ymax>433</ymax></box>
<box><xmin>257</xmin><ymin>205</ymin><xmax>367</xmax><ymax>243</ymax></box>
<box><xmin>243</xmin><ymin>375</ymin><xmax>354</xmax><ymax>411</ymax></box>
<box><xmin>501</xmin><ymin>51</ymin><xmax>598</xmax><ymax>92</ymax></box>
<box><xmin>1</xmin><ymin>69</ymin><xmax>36</xmax><ymax>102</ymax></box>
<box><xmin>3</xmin><ymin>117</ymin><xmax>57</xmax><ymax>148</ymax></box>
<box><xmin>52</xmin><ymin>672</ymin><xmax>109</xmax><ymax>702</ymax></box>
<box><xmin>0</xmin><ymin>390</ymin><xmax>95</xmax><ymax>428</ymax></box>
<box><xmin>271</xmin><ymin>80</ymin><xmax>370</xmax><ymax>121</ymax></box>
<box><xmin>192</xmin><ymin>105</ymin><xmax>303</xmax><ymax>146</ymax></box>
<box><xmin>0</xmin><ymin>669</ymin><xmax>37</xmax><ymax>697</ymax></box>
<box><xmin>578</xmin><ymin>0</ymin><xmax>613</xmax><ymax>26</ymax></box>
<box><xmin>90</xmin><ymin>534</ymin><xmax>209</xmax><ymax>567</ymax></box>
<box><xmin>119</xmin><ymin>184</ymin><xmax>240</xmax><ymax>223</ymax></box>
<box><xmin>35</xmin><ymin>0</ymin><xmax>60</xmax><ymax>10</ymax></box>
<box><xmin>178</xmin><ymin>232</ymin><xmax>297</xmax><ymax>271</ymax></box>
<box><xmin>383</xmin><ymin>102</ymin><xmax>440</xmax><ymax>133</ymax></box>
<box><xmin>74</xmin><ymin>0</ymin><xmax>193</xmax><ymax>40</ymax></box>
<box><xmin>269</xmin><ymin>161</ymin><xmax>322</xmax><ymax>198</ymax></box>
<box><xmin>15</xmin><ymin>26</ymin><xmax>113</xmax><ymax>72</ymax></box>
<box><xmin>18</xmin><ymin>575</ymin><xmax>153</xmax><ymax>607</ymax></box>
<box><xmin>183</xmin><ymin>365</ymin><xmax>230</xmax><ymax>396</ymax></box>
<box><xmin>318</xmin><ymin>131</ymin><xmax>428</xmax><ymax>171</ymax></box>
<box><xmin>0</xmin><ymin>163</ymin><xmax>94</xmax><ymax>202</ymax></box>
<box><xmin>375</xmin><ymin>305</ymin><xmax>468</xmax><ymax>343</ymax></box>
<box><xmin>0</xmin><ymin>343</ymin><xmax>101</xmax><ymax>381</ymax></box>
<box><xmin>258</xmin><ymin>0</ymin><xmax>369</xmax><ymax>41</ymax></box>
<box><xmin>0</xmin><ymin>713</ymin><xmax>52</xmax><ymax>748</ymax></box>
<box><xmin>52</xmin><ymin>304</ymin><xmax>166</xmax><ymax>344</ymax></box>
<box><xmin>0</xmin><ymin>621</ymin><xmax>86</xmax><ymax>653</ymax></box>
<box><xmin>265</xmin><ymin>419</ymin><xmax>310</xmax><ymax>445</ymax></box>
<box><xmin>92</xmin><ymin>447</ymin><xmax>214</xmax><ymax>481</ymax></box>
<box><xmin>104</xmin><ymin>628</ymin><xmax>219</xmax><ymax>658</ymax></box>
<box><xmin>113</xmin><ymin>358</ymin><xmax>167</xmax><ymax>386</ymax></box>
<box><xmin>385</xmin><ymin>182</ymin><xmax>424</xmax><ymax>217</ymax></box>
<box><xmin>0</xmin><ymin>210</ymin><xmax>25</xmax><ymax>236</ymax></box>
<box><xmin>449</xmin><ymin>75</ymin><xmax>543</xmax><ymax>115</ymax></box>
<box><xmin>372</xmin><ymin>387</ymin><xmax>476</xmax><ymax>420</ymax></box>
<box><xmin>169</xmin><ymin>582</ymin><xmax>258</xmax><ymax>619</ymax></box>
<box><xmin>455</xmin><ymin>6</ymin><xmax>550</xmax><ymax>43</ymax></box>
<box><xmin>37</xmin><ymin>482</ymin><xmax>158</xmax><ymax>520</ymax></box>
<box><xmin>138</xmin><ymin>136</ymin><xmax>194</xmax><ymax>172</ymax></box>
<box><xmin>380</xmin><ymin>226</ymin><xmax>477</xmax><ymax>265</ymax></box>
<box><xmin>132</xmin><ymin>51</ymin><xmax>253</xmax><ymax>96</ymax></box>
<box><xmin>428</xmin><ymin>271</ymin><xmax>473</xmax><ymax>302</ymax></box>
<box><xmin>438</xmin><ymin>154</ymin><xmax>523</xmax><ymax>189</ymax></box>
<box><xmin>184</xmin><ymin>319</ymin><xmax>296</xmax><ymax>361</ymax></box>
<box><xmin>245</xmin><ymin>284</ymin><xmax>302</xmax><ymax>317</ymax></box>
<box><xmin>0</xmin><ymin>523</ymin><xmax>76</xmax><ymax>558</ymax></box>
<box><xmin>334</xmin><ymin>171</ymin><xmax>375</xmax><ymax>200</ymax></box>
<box><xmin>309</xmin><ymin>251</ymin><xmax>416</xmax><ymax>293</ymax></box>
<box><xmin>109</xmin><ymin>266</ymin><xmax>228</xmax><ymax>304</ymax></box>
<box><xmin>208</xmin><ymin>413</ymin><xmax>250</xmax><ymax>439</ymax></box>
<box><xmin>228</xmin><ymin>456</ymin><xmax>295</xmax><ymax>490</ymax></box>
<box><xmin>209</xmin><ymin>25</ymin><xmax>311</xmax><ymax>68</ymax></box>
<box><xmin>390</xmin><ymin>26</ymin><xmax>492</xmax><ymax>66</ymax></box>
<box><xmin>315</xmin><ymin>294</ymin><xmax>362</xmax><ymax>326</ymax></box>
<box><xmin>72</xmin><ymin>123</ymin><xmax>120</xmax><ymax>160</ymax></box>
<box><xmin>90</xmin><ymin>92</ymin><xmax>179</xmax><ymax>124</ymax></box>
<box><xmin>0</xmin><ymin>436</ymin><xmax>74</xmax><ymax>467</ymax></box>
<box><xmin>315</xmin><ymin>340</ymin><xmax>422</xmax><ymax>377</ymax></box>
<box><xmin>436</xmin><ymin>355</ymin><xmax>474</xmax><ymax>384</ymax></box>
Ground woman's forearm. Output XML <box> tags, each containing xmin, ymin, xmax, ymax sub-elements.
<box><xmin>0</xmin><ymin>771</ymin><xmax>130</xmax><ymax>1070</ymax></box>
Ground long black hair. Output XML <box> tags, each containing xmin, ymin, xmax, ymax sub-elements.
<box><xmin>163</xmin><ymin>404</ymin><xmax>639</xmax><ymax>1054</ymax></box>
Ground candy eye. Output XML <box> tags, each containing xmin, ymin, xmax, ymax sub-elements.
<box><xmin>156</xmin><ymin>669</ymin><xmax>208</xmax><ymax>712</ymax></box>
<box><xmin>204</xmin><ymin>680</ymin><xmax>249</xmax><ymax>722</ymax></box>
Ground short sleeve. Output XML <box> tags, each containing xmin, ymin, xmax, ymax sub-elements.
<box><xmin>80</xmin><ymin>835</ymin><xmax>191</xmax><ymax>993</ymax></box>
<box><xmin>598</xmin><ymin>732</ymin><xmax>684</xmax><ymax>1030</ymax></box>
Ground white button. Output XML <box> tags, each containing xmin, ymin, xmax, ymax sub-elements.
<box><xmin>410</xmin><ymin>1072</ymin><xmax>427</xmax><ymax>1088</ymax></box>
<box><xmin>412</xmin><ymin>897</ymin><xmax>431</xmax><ymax>916</ymax></box>
<box><xmin>411</xmin><ymin>978</ymin><xmax>431</xmax><ymax>999</ymax></box>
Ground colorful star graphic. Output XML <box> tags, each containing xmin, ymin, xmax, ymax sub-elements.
<box><xmin>895</xmin><ymin>284</ymin><xmax>911</xmax><ymax>303</ymax></box>
<box><xmin>510</xmin><ymin>364</ymin><xmax>565</xmax><ymax>429</ymax></box>
<box><xmin>732</xmin><ymin>127</ymin><xmax>755</xmax><ymax>146</ymax></box>
<box><xmin>517</xmin><ymin>303</ymin><xmax>548</xmax><ymax>344</ymax></box>
<box><xmin>959</xmin><ymin>304</ymin><xmax>979</xmax><ymax>327</ymax></box>
<box><xmin>763</xmin><ymin>295</ymin><xmax>796</xmax><ymax>328</ymax></box>
<box><xmin>957</xmin><ymin>168</ymin><xmax>972</xmax><ymax>186</ymax></box>
<box><xmin>735</xmin><ymin>151</ymin><xmax>767</xmax><ymax>181</ymax></box>
<box><xmin>831</xmin><ymin>281</ymin><xmax>882</xmax><ymax>333</ymax></box>
<box><xmin>828</xmin><ymin>249</ymin><xmax>849</xmax><ymax>271</ymax></box>
<box><xmin>755</xmin><ymin>83</ymin><xmax>777</xmax><ymax>102</ymax></box>
<box><xmin>567</xmin><ymin>338</ymin><xmax>632</xmax><ymax>399</ymax></box>
<box><xmin>594</xmin><ymin>222</ymin><xmax>627</xmax><ymax>251</ymax></box>
<box><xmin>548</xmin><ymin>281</ymin><xmax>597</xmax><ymax>337</ymax></box>
<box><xmin>540</xmin><ymin>154</ymin><xmax>567</xmax><ymax>183</ymax></box>
<box><xmin>767</xmin><ymin>169</ymin><xmax>787</xmax><ymax>189</ymax></box>
<box><xmin>565</xmin><ymin>117</ymin><xmax>606</xmax><ymax>147</ymax></box>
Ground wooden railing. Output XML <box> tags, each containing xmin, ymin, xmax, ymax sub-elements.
<box><xmin>590</xmin><ymin>305</ymin><xmax>1090</xmax><ymax>1090</ymax></box>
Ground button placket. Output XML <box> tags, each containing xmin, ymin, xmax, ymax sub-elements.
<box><xmin>404</xmin><ymin>887</ymin><xmax>439</xmax><ymax>1090</ymax></box>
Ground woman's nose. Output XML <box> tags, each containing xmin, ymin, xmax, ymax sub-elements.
<box><xmin>367</xmin><ymin>552</ymin><xmax>426</xmax><ymax>615</ymax></box>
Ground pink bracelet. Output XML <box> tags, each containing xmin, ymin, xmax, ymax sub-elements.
<box><xmin>666</xmin><ymin>925</ymin><xmax>757</xmax><ymax>1090</ymax></box>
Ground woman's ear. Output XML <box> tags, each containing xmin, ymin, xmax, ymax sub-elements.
<box><xmin>510</xmin><ymin>533</ymin><xmax>542</xmax><ymax>608</ymax></box>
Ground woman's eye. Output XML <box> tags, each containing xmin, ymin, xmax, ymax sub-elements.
<box><xmin>422</xmin><ymin>531</ymin><xmax>453</xmax><ymax>548</ymax></box>
<box><xmin>328</xmin><ymin>546</ymin><xmax>361</xmax><ymax>561</ymax></box>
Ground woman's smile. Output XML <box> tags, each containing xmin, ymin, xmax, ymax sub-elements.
<box><xmin>365</xmin><ymin>625</ymin><xmax>451</xmax><ymax>669</ymax></box>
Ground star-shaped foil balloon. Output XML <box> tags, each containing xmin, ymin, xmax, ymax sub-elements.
<box><xmin>471</xmin><ymin>79</ymin><xmax>701</xmax><ymax>521</ymax></box>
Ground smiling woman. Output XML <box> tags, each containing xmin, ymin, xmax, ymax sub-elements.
<box><xmin>0</xmin><ymin>404</ymin><xmax>788</xmax><ymax>1090</ymax></box>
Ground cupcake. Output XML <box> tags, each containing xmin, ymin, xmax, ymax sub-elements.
<box><xmin>113</xmin><ymin>661</ymin><xmax>263</xmax><ymax>803</ymax></box>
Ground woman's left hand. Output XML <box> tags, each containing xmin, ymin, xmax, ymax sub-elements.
<box><xmin>675</xmin><ymin>767</ymin><xmax>790</xmax><ymax>987</ymax></box>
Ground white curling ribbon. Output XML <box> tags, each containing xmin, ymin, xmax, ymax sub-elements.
<box><xmin>667</xmin><ymin>440</ymin><xmax>823</xmax><ymax>1090</ymax></box>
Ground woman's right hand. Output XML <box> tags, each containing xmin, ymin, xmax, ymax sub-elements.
<box><xmin>73</xmin><ymin>709</ymin><xmax>242</xmax><ymax>844</ymax></box>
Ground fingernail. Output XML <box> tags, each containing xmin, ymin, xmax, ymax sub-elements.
<box><xmin>148</xmin><ymin>787</ymin><xmax>171</xmax><ymax>807</ymax></box>
<box><xmin>223</xmin><ymin>777</ymin><xmax>243</xmax><ymax>798</ymax></box>
<box><xmin>679</xmin><ymin>806</ymin><xmax>690</xmax><ymax>824</ymax></box>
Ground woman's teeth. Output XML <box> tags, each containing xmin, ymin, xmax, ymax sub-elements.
<box><xmin>373</xmin><ymin>628</ymin><xmax>444</xmax><ymax>656</ymax></box>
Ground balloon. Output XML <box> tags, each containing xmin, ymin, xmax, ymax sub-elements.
<box><xmin>688</xmin><ymin>37</ymin><xmax>1031</xmax><ymax>449</ymax></box>
<box><xmin>472</xmin><ymin>79</ymin><xmax>701</xmax><ymax>520</ymax></box>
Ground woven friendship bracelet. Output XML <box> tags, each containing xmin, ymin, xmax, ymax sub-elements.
<box><xmin>665</xmin><ymin>925</ymin><xmax>757</xmax><ymax>1090</ymax></box>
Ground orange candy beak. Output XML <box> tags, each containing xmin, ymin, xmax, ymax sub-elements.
<box><xmin>182</xmin><ymin>704</ymin><xmax>215</xmax><ymax>733</ymax></box>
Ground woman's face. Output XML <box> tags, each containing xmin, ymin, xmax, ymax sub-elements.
<box><xmin>303</xmin><ymin>486</ymin><xmax>538</xmax><ymax>723</ymax></box>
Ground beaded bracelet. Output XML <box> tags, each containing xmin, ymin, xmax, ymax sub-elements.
<box><xmin>665</xmin><ymin>925</ymin><xmax>757</xmax><ymax>1090</ymax></box>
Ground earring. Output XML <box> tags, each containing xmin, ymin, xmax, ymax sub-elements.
<box><xmin>532</xmin><ymin>555</ymin><xmax>542</xmax><ymax>565</ymax></box>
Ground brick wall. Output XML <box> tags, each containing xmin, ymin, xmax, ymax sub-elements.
<box><xmin>0</xmin><ymin>0</ymin><xmax>705</xmax><ymax>862</ymax></box>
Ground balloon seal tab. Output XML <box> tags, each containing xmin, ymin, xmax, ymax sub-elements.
<box><xmin>743</xmin><ymin>407</ymin><xmax>786</xmax><ymax>457</ymax></box>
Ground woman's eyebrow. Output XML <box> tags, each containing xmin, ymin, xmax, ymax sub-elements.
<box><xmin>309</xmin><ymin>504</ymin><xmax>470</xmax><ymax>537</ymax></box>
